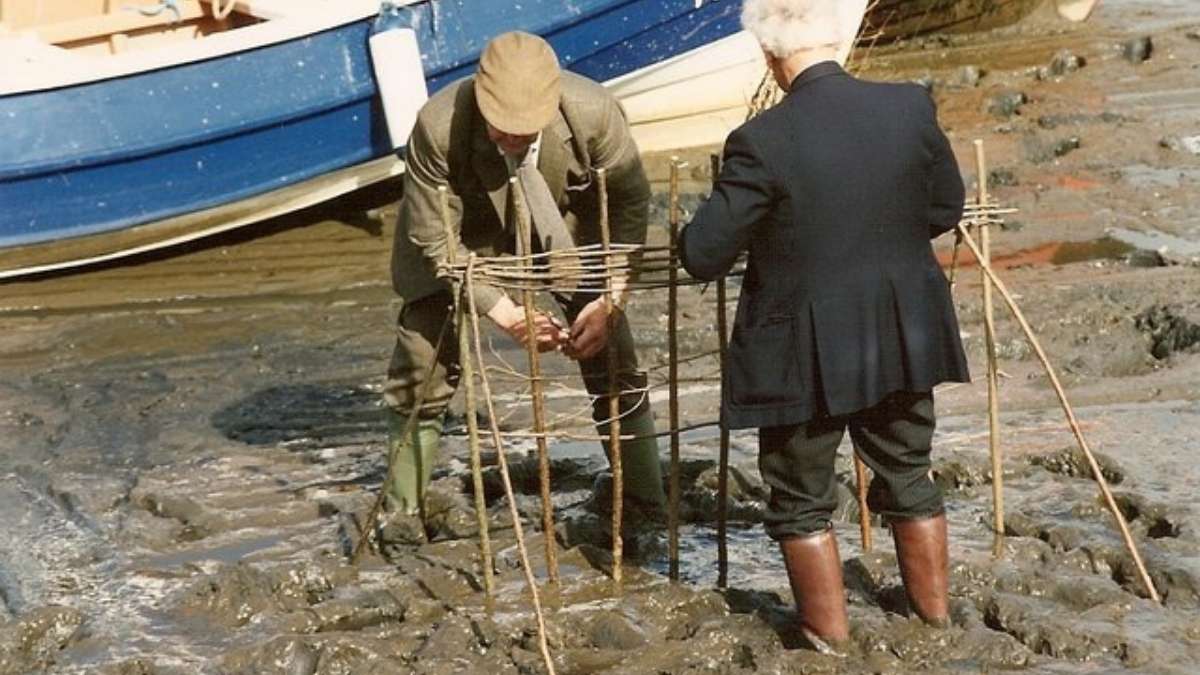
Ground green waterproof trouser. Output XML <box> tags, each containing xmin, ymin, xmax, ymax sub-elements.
<box><xmin>382</xmin><ymin>290</ymin><xmax>665</xmax><ymax>509</ymax></box>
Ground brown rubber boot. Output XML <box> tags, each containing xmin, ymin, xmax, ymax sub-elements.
<box><xmin>891</xmin><ymin>512</ymin><xmax>951</xmax><ymax>628</ymax></box>
<box><xmin>779</xmin><ymin>528</ymin><xmax>851</xmax><ymax>656</ymax></box>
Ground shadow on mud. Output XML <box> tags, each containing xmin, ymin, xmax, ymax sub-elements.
<box><xmin>211</xmin><ymin>383</ymin><xmax>384</xmax><ymax>449</ymax></box>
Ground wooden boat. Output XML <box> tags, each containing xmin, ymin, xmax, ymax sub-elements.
<box><xmin>0</xmin><ymin>0</ymin><xmax>744</xmax><ymax>279</ymax></box>
<box><xmin>0</xmin><ymin>0</ymin><xmax>1099</xmax><ymax>279</ymax></box>
<box><xmin>866</xmin><ymin>0</ymin><xmax>1100</xmax><ymax>40</ymax></box>
<box><xmin>614</xmin><ymin>0</ymin><xmax>869</xmax><ymax>153</ymax></box>
<box><xmin>622</xmin><ymin>0</ymin><xmax>1100</xmax><ymax>153</ymax></box>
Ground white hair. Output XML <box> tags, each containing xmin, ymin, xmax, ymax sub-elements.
<box><xmin>741</xmin><ymin>0</ymin><xmax>843</xmax><ymax>58</ymax></box>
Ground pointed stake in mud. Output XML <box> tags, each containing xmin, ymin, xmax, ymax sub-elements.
<box><xmin>711</xmin><ymin>153</ymin><xmax>731</xmax><ymax>589</ymax></box>
<box><xmin>596</xmin><ymin>167</ymin><xmax>624</xmax><ymax>586</ymax></box>
<box><xmin>974</xmin><ymin>141</ymin><xmax>1005</xmax><ymax>548</ymax></box>
<box><xmin>351</xmin><ymin>315</ymin><xmax>450</xmax><ymax>564</ymax></box>
<box><xmin>353</xmin><ymin>186</ymin><xmax>465</xmax><ymax>565</ymax></box>
<box><xmin>667</xmin><ymin>158</ymin><xmax>683</xmax><ymax>582</ymax></box>
<box><xmin>948</xmin><ymin>231</ymin><xmax>964</xmax><ymax>291</ymax></box>
<box><xmin>465</xmin><ymin>257</ymin><xmax>558</xmax><ymax>674</ymax></box>
<box><xmin>440</xmin><ymin>188</ymin><xmax>496</xmax><ymax>597</ymax></box>
<box><xmin>954</xmin><ymin>225</ymin><xmax>1161</xmax><ymax>603</ymax></box>
<box><xmin>511</xmin><ymin>177</ymin><xmax>560</xmax><ymax>585</ymax></box>
<box><xmin>459</xmin><ymin>299</ymin><xmax>495</xmax><ymax>597</ymax></box>
<box><xmin>854</xmin><ymin>453</ymin><xmax>873</xmax><ymax>552</ymax></box>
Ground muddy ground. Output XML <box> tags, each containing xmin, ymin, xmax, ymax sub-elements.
<box><xmin>3</xmin><ymin>1</ymin><xmax>1200</xmax><ymax>673</ymax></box>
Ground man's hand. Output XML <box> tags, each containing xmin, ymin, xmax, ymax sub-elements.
<box><xmin>564</xmin><ymin>297</ymin><xmax>614</xmax><ymax>361</ymax></box>
<box><xmin>486</xmin><ymin>295</ymin><xmax>568</xmax><ymax>353</ymax></box>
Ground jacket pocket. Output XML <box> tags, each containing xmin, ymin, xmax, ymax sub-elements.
<box><xmin>727</xmin><ymin>317</ymin><xmax>804</xmax><ymax>408</ymax></box>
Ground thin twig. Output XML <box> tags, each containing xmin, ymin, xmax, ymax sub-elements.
<box><xmin>974</xmin><ymin>141</ymin><xmax>1005</xmax><ymax>546</ymax></box>
<box><xmin>512</xmin><ymin>176</ymin><xmax>559</xmax><ymax>584</ymax></box>
<box><xmin>459</xmin><ymin>256</ymin><xmax>495</xmax><ymax>596</ymax></box>
<box><xmin>668</xmin><ymin>157</ymin><xmax>683</xmax><ymax>582</ymax></box>
<box><xmin>465</xmin><ymin>257</ymin><xmax>557</xmax><ymax>674</ymax></box>
<box><xmin>855</xmin><ymin>453</ymin><xmax>873</xmax><ymax>552</ymax></box>
<box><xmin>597</xmin><ymin>167</ymin><xmax>624</xmax><ymax>586</ymax></box>
<box><xmin>351</xmin><ymin>316</ymin><xmax>451</xmax><ymax>564</ymax></box>
<box><xmin>441</xmin><ymin>186</ymin><xmax>496</xmax><ymax>595</ymax></box>
<box><xmin>711</xmin><ymin>152</ymin><xmax>731</xmax><ymax>589</ymax></box>
<box><xmin>954</xmin><ymin>224</ymin><xmax>1160</xmax><ymax>603</ymax></box>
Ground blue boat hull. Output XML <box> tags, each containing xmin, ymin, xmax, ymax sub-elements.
<box><xmin>0</xmin><ymin>0</ymin><xmax>742</xmax><ymax>262</ymax></box>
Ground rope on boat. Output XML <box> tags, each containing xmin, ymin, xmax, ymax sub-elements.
<box><xmin>128</xmin><ymin>0</ymin><xmax>181</xmax><ymax>22</ymax></box>
<box><xmin>210</xmin><ymin>0</ymin><xmax>238</xmax><ymax>21</ymax></box>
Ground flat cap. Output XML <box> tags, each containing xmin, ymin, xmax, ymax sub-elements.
<box><xmin>474</xmin><ymin>32</ymin><xmax>561</xmax><ymax>135</ymax></box>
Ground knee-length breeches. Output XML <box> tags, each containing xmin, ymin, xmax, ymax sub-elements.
<box><xmin>757</xmin><ymin>390</ymin><xmax>944</xmax><ymax>540</ymax></box>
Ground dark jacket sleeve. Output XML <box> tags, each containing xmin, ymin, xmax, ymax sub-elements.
<box><xmin>923</xmin><ymin>94</ymin><xmax>966</xmax><ymax>239</ymax></box>
<box><xmin>680</xmin><ymin>128</ymin><xmax>775</xmax><ymax>281</ymax></box>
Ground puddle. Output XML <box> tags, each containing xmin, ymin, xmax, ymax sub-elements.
<box><xmin>1049</xmin><ymin>236</ymin><xmax>1137</xmax><ymax>264</ymax></box>
<box><xmin>939</xmin><ymin>236</ymin><xmax>1149</xmax><ymax>269</ymax></box>
<box><xmin>1109</xmin><ymin>226</ymin><xmax>1200</xmax><ymax>259</ymax></box>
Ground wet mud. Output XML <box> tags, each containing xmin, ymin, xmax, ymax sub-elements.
<box><xmin>4</xmin><ymin>0</ymin><xmax>1200</xmax><ymax>672</ymax></box>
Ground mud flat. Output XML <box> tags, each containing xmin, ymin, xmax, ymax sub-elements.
<box><xmin>3</xmin><ymin>0</ymin><xmax>1200</xmax><ymax>672</ymax></box>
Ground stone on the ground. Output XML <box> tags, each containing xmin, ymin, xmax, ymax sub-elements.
<box><xmin>1160</xmin><ymin>135</ymin><xmax>1200</xmax><ymax>155</ymax></box>
<box><xmin>956</xmin><ymin>65</ymin><xmax>983</xmax><ymax>87</ymax></box>
<box><xmin>1122</xmin><ymin>36</ymin><xmax>1154</xmax><ymax>64</ymax></box>
<box><xmin>987</xmin><ymin>91</ymin><xmax>1027</xmax><ymax>118</ymax></box>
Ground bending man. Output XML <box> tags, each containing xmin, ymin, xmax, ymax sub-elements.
<box><xmin>383</xmin><ymin>31</ymin><xmax>665</xmax><ymax>541</ymax></box>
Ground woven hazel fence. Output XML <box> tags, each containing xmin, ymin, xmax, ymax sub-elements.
<box><xmin>351</xmin><ymin>143</ymin><xmax>1159</xmax><ymax>674</ymax></box>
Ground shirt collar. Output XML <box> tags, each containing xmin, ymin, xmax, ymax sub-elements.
<box><xmin>499</xmin><ymin>131</ymin><xmax>543</xmax><ymax>172</ymax></box>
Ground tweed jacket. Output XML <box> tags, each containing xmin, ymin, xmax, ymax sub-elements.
<box><xmin>680</xmin><ymin>61</ymin><xmax>970</xmax><ymax>429</ymax></box>
<box><xmin>391</xmin><ymin>72</ymin><xmax>651</xmax><ymax>313</ymax></box>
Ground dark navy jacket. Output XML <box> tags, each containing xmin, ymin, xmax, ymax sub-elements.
<box><xmin>680</xmin><ymin>61</ymin><xmax>969</xmax><ymax>429</ymax></box>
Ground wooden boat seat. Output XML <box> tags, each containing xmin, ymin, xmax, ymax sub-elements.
<box><xmin>1</xmin><ymin>34</ymin><xmax>82</xmax><ymax>65</ymax></box>
<box><xmin>227</xmin><ymin>0</ymin><xmax>297</xmax><ymax>21</ymax></box>
<box><xmin>26</xmin><ymin>1</ymin><xmax>306</xmax><ymax>47</ymax></box>
<box><xmin>33</xmin><ymin>1</ymin><xmax>208</xmax><ymax>45</ymax></box>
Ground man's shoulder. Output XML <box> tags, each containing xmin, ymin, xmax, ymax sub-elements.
<box><xmin>559</xmin><ymin>71</ymin><xmax>612</xmax><ymax>100</ymax></box>
<box><xmin>559</xmin><ymin>71</ymin><xmax>620</xmax><ymax>118</ymax></box>
<box><xmin>736</xmin><ymin>101</ymin><xmax>787</xmax><ymax>146</ymax></box>
<box><xmin>832</xmin><ymin>74</ymin><xmax>932</xmax><ymax>112</ymax></box>
<box><xmin>414</xmin><ymin>77</ymin><xmax>475</xmax><ymax>140</ymax></box>
<box><xmin>778</xmin><ymin>73</ymin><xmax>932</xmax><ymax>123</ymax></box>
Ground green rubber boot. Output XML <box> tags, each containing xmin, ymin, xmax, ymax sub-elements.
<box><xmin>384</xmin><ymin>410</ymin><xmax>445</xmax><ymax>517</ymax></box>
<box><xmin>599</xmin><ymin>407</ymin><xmax>667</xmax><ymax>511</ymax></box>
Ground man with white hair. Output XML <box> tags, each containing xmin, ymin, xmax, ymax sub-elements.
<box><xmin>681</xmin><ymin>0</ymin><xmax>968</xmax><ymax>655</ymax></box>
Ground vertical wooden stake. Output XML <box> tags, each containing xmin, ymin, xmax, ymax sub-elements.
<box><xmin>711</xmin><ymin>153</ymin><xmax>731</xmax><ymax>589</ymax></box>
<box><xmin>854</xmin><ymin>454</ymin><xmax>873</xmax><ymax>551</ymax></box>
<box><xmin>512</xmin><ymin>176</ymin><xmax>559</xmax><ymax>584</ymax></box>
<box><xmin>667</xmin><ymin>158</ymin><xmax>683</xmax><ymax>582</ymax></box>
<box><xmin>954</xmin><ymin>226</ymin><xmax>1160</xmax><ymax>603</ymax></box>
<box><xmin>441</xmin><ymin>187</ymin><xmax>495</xmax><ymax>597</ymax></box>
<box><xmin>975</xmin><ymin>140</ymin><xmax>1004</xmax><ymax>545</ymax></box>
<box><xmin>948</xmin><ymin>233</ymin><xmax>964</xmax><ymax>291</ymax></box>
<box><xmin>352</xmin><ymin>323</ymin><xmax>450</xmax><ymax>565</ymax></box>
<box><xmin>596</xmin><ymin>168</ymin><xmax>624</xmax><ymax>585</ymax></box>
<box><xmin>465</xmin><ymin>258</ymin><xmax>558</xmax><ymax>674</ymax></box>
